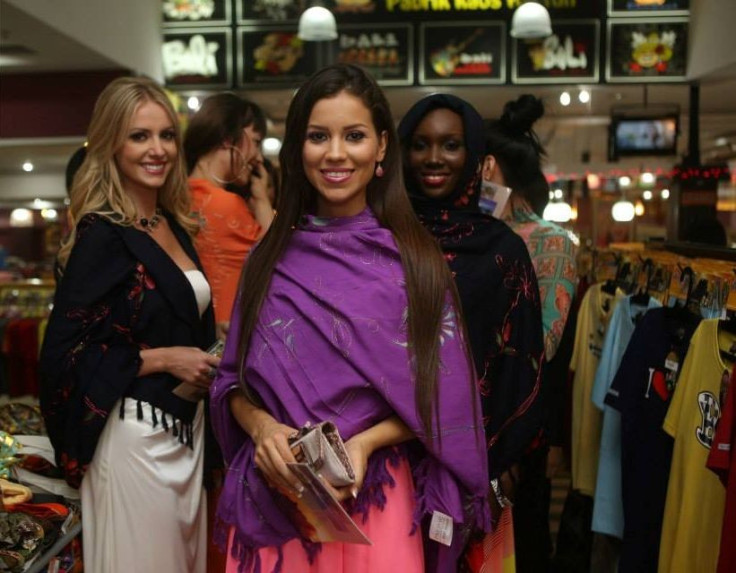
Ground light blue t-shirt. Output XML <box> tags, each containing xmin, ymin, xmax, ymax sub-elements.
<box><xmin>591</xmin><ymin>295</ymin><xmax>662</xmax><ymax>538</ymax></box>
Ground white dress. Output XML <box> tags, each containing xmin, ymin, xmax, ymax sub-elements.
<box><xmin>80</xmin><ymin>270</ymin><xmax>211</xmax><ymax>573</ymax></box>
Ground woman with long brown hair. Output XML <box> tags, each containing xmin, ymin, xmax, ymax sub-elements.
<box><xmin>210</xmin><ymin>64</ymin><xmax>490</xmax><ymax>572</ymax></box>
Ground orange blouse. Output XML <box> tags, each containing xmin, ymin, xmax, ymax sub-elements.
<box><xmin>189</xmin><ymin>178</ymin><xmax>261</xmax><ymax>323</ymax></box>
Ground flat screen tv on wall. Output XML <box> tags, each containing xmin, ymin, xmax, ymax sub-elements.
<box><xmin>609</xmin><ymin>114</ymin><xmax>679</xmax><ymax>159</ymax></box>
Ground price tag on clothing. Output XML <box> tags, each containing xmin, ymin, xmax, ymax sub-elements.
<box><xmin>429</xmin><ymin>511</ymin><xmax>454</xmax><ymax>546</ymax></box>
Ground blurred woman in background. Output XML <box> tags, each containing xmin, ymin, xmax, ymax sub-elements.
<box><xmin>185</xmin><ymin>94</ymin><xmax>275</xmax><ymax>341</ymax></box>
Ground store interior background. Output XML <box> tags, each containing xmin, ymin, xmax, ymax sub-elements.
<box><xmin>0</xmin><ymin>0</ymin><xmax>735</xmax><ymax>279</ymax></box>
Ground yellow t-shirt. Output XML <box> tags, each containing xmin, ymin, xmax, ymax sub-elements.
<box><xmin>570</xmin><ymin>283</ymin><xmax>621</xmax><ymax>495</ymax></box>
<box><xmin>660</xmin><ymin>319</ymin><xmax>733</xmax><ymax>573</ymax></box>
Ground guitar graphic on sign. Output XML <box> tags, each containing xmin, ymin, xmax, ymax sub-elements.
<box><xmin>429</xmin><ymin>28</ymin><xmax>484</xmax><ymax>77</ymax></box>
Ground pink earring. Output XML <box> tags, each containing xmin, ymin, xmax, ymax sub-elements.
<box><xmin>375</xmin><ymin>162</ymin><xmax>384</xmax><ymax>178</ymax></box>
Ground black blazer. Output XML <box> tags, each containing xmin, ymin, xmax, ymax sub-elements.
<box><xmin>40</xmin><ymin>212</ymin><xmax>216</xmax><ymax>487</ymax></box>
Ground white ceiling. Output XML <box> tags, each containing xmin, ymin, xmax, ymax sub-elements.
<box><xmin>1</xmin><ymin>0</ymin><xmax>736</xmax><ymax>188</ymax></box>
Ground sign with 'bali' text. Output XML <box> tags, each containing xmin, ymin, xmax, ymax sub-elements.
<box><xmin>162</xmin><ymin>28</ymin><xmax>232</xmax><ymax>89</ymax></box>
<box><xmin>513</xmin><ymin>20</ymin><xmax>600</xmax><ymax>84</ymax></box>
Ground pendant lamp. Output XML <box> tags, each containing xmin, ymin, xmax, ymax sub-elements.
<box><xmin>298</xmin><ymin>4</ymin><xmax>337</xmax><ymax>41</ymax></box>
<box><xmin>510</xmin><ymin>2</ymin><xmax>552</xmax><ymax>39</ymax></box>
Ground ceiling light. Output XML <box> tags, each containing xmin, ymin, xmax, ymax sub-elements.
<box><xmin>553</xmin><ymin>189</ymin><xmax>564</xmax><ymax>199</ymax></box>
<box><xmin>510</xmin><ymin>2</ymin><xmax>552</xmax><ymax>39</ymax></box>
<box><xmin>262</xmin><ymin>137</ymin><xmax>282</xmax><ymax>155</ymax></box>
<box><xmin>543</xmin><ymin>201</ymin><xmax>572</xmax><ymax>223</ymax></box>
<box><xmin>560</xmin><ymin>91</ymin><xmax>571</xmax><ymax>106</ymax></box>
<box><xmin>187</xmin><ymin>96</ymin><xmax>200</xmax><ymax>111</ymax></box>
<box><xmin>612</xmin><ymin>199</ymin><xmax>635</xmax><ymax>222</ymax></box>
<box><xmin>618</xmin><ymin>175</ymin><xmax>631</xmax><ymax>187</ymax></box>
<box><xmin>640</xmin><ymin>171</ymin><xmax>655</xmax><ymax>185</ymax></box>
<box><xmin>41</xmin><ymin>208</ymin><xmax>58</xmax><ymax>221</ymax></box>
<box><xmin>642</xmin><ymin>190</ymin><xmax>653</xmax><ymax>201</ymax></box>
<box><xmin>661</xmin><ymin>188</ymin><xmax>670</xmax><ymax>199</ymax></box>
<box><xmin>578</xmin><ymin>89</ymin><xmax>591</xmax><ymax>104</ymax></box>
<box><xmin>298</xmin><ymin>6</ymin><xmax>337</xmax><ymax>41</ymax></box>
<box><xmin>10</xmin><ymin>208</ymin><xmax>33</xmax><ymax>228</ymax></box>
<box><xmin>22</xmin><ymin>161</ymin><xmax>34</xmax><ymax>172</ymax></box>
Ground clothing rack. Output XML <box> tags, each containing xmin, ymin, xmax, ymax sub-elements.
<box><xmin>582</xmin><ymin>242</ymin><xmax>736</xmax><ymax>313</ymax></box>
<box><xmin>0</xmin><ymin>281</ymin><xmax>55</xmax><ymax>319</ymax></box>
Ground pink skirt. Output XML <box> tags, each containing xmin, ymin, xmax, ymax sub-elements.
<box><xmin>225</xmin><ymin>457</ymin><xmax>424</xmax><ymax>573</ymax></box>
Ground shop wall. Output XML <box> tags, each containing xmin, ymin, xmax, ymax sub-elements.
<box><xmin>4</xmin><ymin>0</ymin><xmax>164</xmax><ymax>82</ymax></box>
<box><xmin>688</xmin><ymin>0</ymin><xmax>736</xmax><ymax>80</ymax></box>
<box><xmin>0</xmin><ymin>173</ymin><xmax>66</xmax><ymax>202</ymax></box>
<box><xmin>0</xmin><ymin>71</ymin><xmax>127</xmax><ymax>139</ymax></box>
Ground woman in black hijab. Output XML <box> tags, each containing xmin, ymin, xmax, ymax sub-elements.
<box><xmin>398</xmin><ymin>94</ymin><xmax>545</xmax><ymax>567</ymax></box>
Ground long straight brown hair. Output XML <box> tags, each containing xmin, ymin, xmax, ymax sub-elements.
<box><xmin>235</xmin><ymin>64</ymin><xmax>475</xmax><ymax>439</ymax></box>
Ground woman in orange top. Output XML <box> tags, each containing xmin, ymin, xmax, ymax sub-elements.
<box><xmin>185</xmin><ymin>94</ymin><xmax>275</xmax><ymax>341</ymax></box>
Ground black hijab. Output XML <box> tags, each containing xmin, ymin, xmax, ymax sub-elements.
<box><xmin>399</xmin><ymin>94</ymin><xmax>545</xmax><ymax>477</ymax></box>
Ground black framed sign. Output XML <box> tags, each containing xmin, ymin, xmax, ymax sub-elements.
<box><xmin>161</xmin><ymin>0</ymin><xmax>232</xmax><ymax>27</ymax></box>
<box><xmin>238</xmin><ymin>26</ymin><xmax>313</xmax><ymax>87</ymax></box>
<box><xmin>162</xmin><ymin>28</ymin><xmax>232</xmax><ymax>89</ymax></box>
<box><xmin>606</xmin><ymin>18</ymin><xmax>688</xmax><ymax>82</ymax></box>
<box><xmin>607</xmin><ymin>0</ymin><xmax>689</xmax><ymax>18</ymax></box>
<box><xmin>512</xmin><ymin>20</ymin><xmax>600</xmax><ymax>84</ymax></box>
<box><xmin>337</xmin><ymin>24</ymin><xmax>413</xmax><ymax>86</ymax></box>
<box><xmin>238</xmin><ymin>0</ymin><xmax>304</xmax><ymax>23</ymax></box>
<box><xmin>419</xmin><ymin>22</ymin><xmax>505</xmax><ymax>85</ymax></box>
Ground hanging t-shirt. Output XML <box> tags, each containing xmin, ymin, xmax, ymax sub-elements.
<box><xmin>659</xmin><ymin>319</ymin><xmax>732</xmax><ymax>573</ymax></box>
<box><xmin>569</xmin><ymin>283</ymin><xmax>621</xmax><ymax>495</ymax></box>
<box><xmin>590</xmin><ymin>296</ymin><xmax>662</xmax><ymax>538</ymax></box>
<box><xmin>604</xmin><ymin>307</ymin><xmax>701</xmax><ymax>572</ymax></box>
<box><xmin>707</xmin><ymin>361</ymin><xmax>736</xmax><ymax>573</ymax></box>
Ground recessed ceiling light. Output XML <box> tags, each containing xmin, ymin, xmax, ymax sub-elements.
<box><xmin>187</xmin><ymin>96</ymin><xmax>200</xmax><ymax>111</ymax></box>
<box><xmin>560</xmin><ymin>91</ymin><xmax>571</xmax><ymax>106</ymax></box>
<box><xmin>22</xmin><ymin>161</ymin><xmax>34</xmax><ymax>172</ymax></box>
<box><xmin>578</xmin><ymin>89</ymin><xmax>591</xmax><ymax>104</ymax></box>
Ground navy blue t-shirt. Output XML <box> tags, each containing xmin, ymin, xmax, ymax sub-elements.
<box><xmin>604</xmin><ymin>306</ymin><xmax>701</xmax><ymax>572</ymax></box>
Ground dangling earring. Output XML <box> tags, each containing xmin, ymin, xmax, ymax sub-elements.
<box><xmin>208</xmin><ymin>145</ymin><xmax>248</xmax><ymax>186</ymax></box>
<box><xmin>375</xmin><ymin>162</ymin><xmax>384</xmax><ymax>178</ymax></box>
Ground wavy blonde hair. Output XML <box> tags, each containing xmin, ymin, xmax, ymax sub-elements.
<box><xmin>57</xmin><ymin>76</ymin><xmax>196</xmax><ymax>268</ymax></box>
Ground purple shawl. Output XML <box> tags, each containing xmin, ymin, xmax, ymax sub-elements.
<box><xmin>211</xmin><ymin>208</ymin><xmax>490</xmax><ymax>572</ymax></box>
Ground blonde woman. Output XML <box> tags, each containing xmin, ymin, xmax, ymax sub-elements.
<box><xmin>40</xmin><ymin>76</ymin><xmax>220</xmax><ymax>572</ymax></box>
